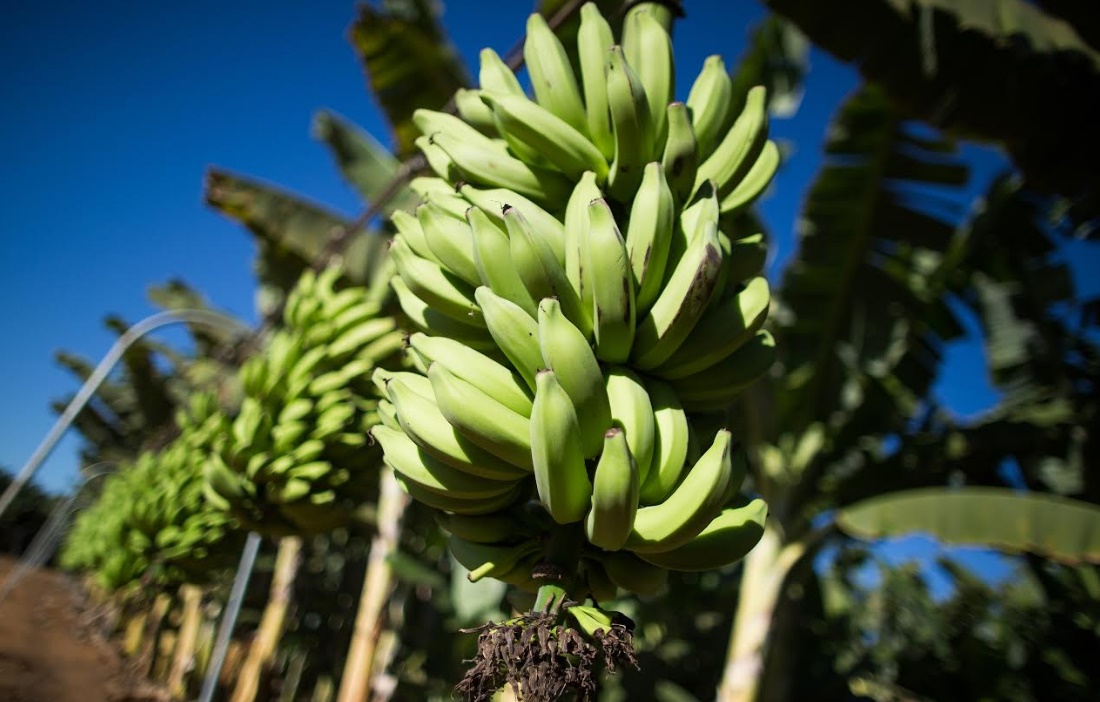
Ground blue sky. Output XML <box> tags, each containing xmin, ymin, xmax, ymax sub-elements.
<box><xmin>0</xmin><ymin>0</ymin><xmax>1089</xmax><ymax>502</ymax></box>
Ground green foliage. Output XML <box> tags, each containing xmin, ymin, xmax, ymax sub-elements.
<box><xmin>203</xmin><ymin>169</ymin><xmax>389</xmax><ymax>319</ymax></box>
<box><xmin>348</xmin><ymin>0</ymin><xmax>470</xmax><ymax>156</ymax></box>
<box><xmin>838</xmin><ymin>487</ymin><xmax>1100</xmax><ymax>564</ymax></box>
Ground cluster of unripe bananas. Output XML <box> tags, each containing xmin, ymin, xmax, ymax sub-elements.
<box><xmin>203</xmin><ymin>268</ymin><xmax>404</xmax><ymax>536</ymax></box>
<box><xmin>375</xmin><ymin>3</ymin><xmax>774</xmax><ymax>597</ymax></box>
<box><xmin>62</xmin><ymin>393</ymin><xmax>241</xmax><ymax>591</ymax></box>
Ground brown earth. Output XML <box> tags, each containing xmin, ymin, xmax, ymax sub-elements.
<box><xmin>0</xmin><ymin>554</ymin><xmax>165</xmax><ymax>702</ymax></box>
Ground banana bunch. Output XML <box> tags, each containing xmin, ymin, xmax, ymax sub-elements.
<box><xmin>123</xmin><ymin>442</ymin><xmax>242</xmax><ymax>586</ymax></box>
<box><xmin>377</xmin><ymin>3</ymin><xmax>777</xmax><ymax>597</ymax></box>
<box><xmin>62</xmin><ymin>464</ymin><xmax>149</xmax><ymax>592</ymax></box>
<box><xmin>60</xmin><ymin>397</ymin><xmax>243</xmax><ymax>592</ymax></box>
<box><xmin>204</xmin><ymin>267</ymin><xmax>405</xmax><ymax>537</ymax></box>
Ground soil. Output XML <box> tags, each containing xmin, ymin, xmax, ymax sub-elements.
<box><xmin>0</xmin><ymin>554</ymin><xmax>166</xmax><ymax>702</ymax></box>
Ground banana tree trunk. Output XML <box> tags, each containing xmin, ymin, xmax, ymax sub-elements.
<box><xmin>716</xmin><ymin>524</ymin><xmax>804</xmax><ymax>702</ymax></box>
<box><xmin>141</xmin><ymin>593</ymin><xmax>173</xmax><ymax>678</ymax></box>
<box><xmin>231</xmin><ymin>536</ymin><xmax>303</xmax><ymax>702</ymax></box>
<box><xmin>167</xmin><ymin>585</ymin><xmax>204</xmax><ymax>699</ymax></box>
<box><xmin>123</xmin><ymin>608</ymin><xmax>148</xmax><ymax>657</ymax></box>
<box><xmin>336</xmin><ymin>469</ymin><xmax>409</xmax><ymax>702</ymax></box>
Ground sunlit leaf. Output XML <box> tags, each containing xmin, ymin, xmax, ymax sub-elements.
<box><xmin>837</xmin><ymin>487</ymin><xmax>1100</xmax><ymax>564</ymax></box>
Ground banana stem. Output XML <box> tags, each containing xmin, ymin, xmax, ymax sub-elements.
<box><xmin>532</xmin><ymin>522</ymin><xmax>584</xmax><ymax>611</ymax></box>
<box><xmin>533</xmin><ymin>583</ymin><xmax>569</xmax><ymax>614</ymax></box>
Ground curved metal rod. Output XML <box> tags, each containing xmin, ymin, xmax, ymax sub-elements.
<box><xmin>0</xmin><ymin>309</ymin><xmax>248</xmax><ymax>520</ymax></box>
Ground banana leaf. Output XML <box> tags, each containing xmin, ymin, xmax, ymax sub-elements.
<box><xmin>772</xmin><ymin>85</ymin><xmax>968</xmax><ymax>445</ymax></box>
<box><xmin>836</xmin><ymin>486</ymin><xmax>1100</xmax><ymax>564</ymax></box>
<box><xmin>728</xmin><ymin>14</ymin><xmax>809</xmax><ymax>118</ymax></box>
<box><xmin>348</xmin><ymin>0</ymin><xmax>470</xmax><ymax>156</ymax></box>
<box><xmin>204</xmin><ymin>168</ymin><xmax>388</xmax><ymax>318</ymax></box>
<box><xmin>762</xmin><ymin>0</ymin><xmax>1100</xmax><ymax>207</ymax></box>
<box><xmin>949</xmin><ymin>175</ymin><xmax>1090</xmax><ymax>402</ymax></box>
<box><xmin>312</xmin><ymin>110</ymin><xmax>418</xmax><ymax>214</ymax></box>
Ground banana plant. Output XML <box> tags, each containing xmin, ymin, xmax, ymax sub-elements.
<box><xmin>713</xmin><ymin>77</ymin><xmax>1100</xmax><ymax>700</ymax></box>
<box><xmin>760</xmin><ymin>0</ymin><xmax>1100</xmax><ymax>219</ymax></box>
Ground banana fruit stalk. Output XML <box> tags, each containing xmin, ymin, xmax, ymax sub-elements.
<box><xmin>376</xmin><ymin>2</ymin><xmax>779</xmax><ymax>595</ymax></box>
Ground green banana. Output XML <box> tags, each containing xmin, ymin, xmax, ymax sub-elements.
<box><xmin>564</xmin><ymin>171</ymin><xmax>603</xmax><ymax>324</ymax></box>
<box><xmin>428</xmin><ymin>363</ymin><xmax>533</xmax><ymax>471</ymax></box>
<box><xmin>377</xmin><ymin>399</ymin><xmax>401</xmax><ymax>432</ymax></box>
<box><xmin>584</xmin><ymin>558</ymin><xmax>620</xmax><ymax>603</ymax></box>
<box><xmin>604</xmin><ymin>366</ymin><xmax>656</xmax><ymax>485</ymax></box>
<box><xmin>695</xmin><ymin>85</ymin><xmax>769</xmax><ymax>199</ymax></box>
<box><xmin>467</xmin><ymin>205</ymin><xmax>538</xmax><ymax>316</ymax></box>
<box><xmin>601</xmin><ymin>550</ymin><xmax>668</xmax><ymax>597</ymax></box>
<box><xmin>530</xmin><ymin>369</ymin><xmax>592</xmax><ymax>525</ymax></box>
<box><xmin>538</xmin><ymin>298</ymin><xmax>611</xmax><ymax>459</ymax></box>
<box><xmin>460</xmin><ymin>183</ymin><xmax>566</xmax><ymax>263</ymax></box>
<box><xmin>474</xmin><ymin>286</ymin><xmax>543</xmax><ymax>392</ymax></box>
<box><xmin>669</xmin><ymin>330</ymin><xmax>777</xmax><ymax>410</ymax></box>
<box><xmin>576</xmin><ymin>2</ymin><xmax>615</xmax><ymax>159</ymax></box>
<box><xmin>238</xmin><ymin>356</ymin><xmax>267</xmax><ymax>398</ymax></box>
<box><xmin>390</xmin><ymin>209</ymin><xmax>440</xmax><ymax>264</ymax></box>
<box><xmin>585</xmin><ymin>427</ymin><xmax>639</xmax><ymax>551</ymax></box>
<box><xmin>686</xmin><ymin>55</ymin><xmax>734</xmax><ymax>157</ymax></box>
<box><xmin>387</xmin><ymin>378</ymin><xmax>529</xmax><ymax>481</ymax></box>
<box><xmin>453</xmin><ymin>87</ymin><xmax>496</xmax><ymax>133</ymax></box>
<box><xmin>420</xmin><ymin>188</ymin><xmax>472</xmax><ymax>221</ymax></box>
<box><xmin>506</xmin><ymin>205</ymin><xmax>589</xmax><ymax>335</ymax></box>
<box><xmin>662</xmin><ymin>102</ymin><xmax>699</xmax><ymax>206</ymax></box>
<box><xmin>415</xmin><ymin>135</ymin><xmax>459</xmax><ymax>182</ymax></box>
<box><xmin>622</xmin><ymin>6</ymin><xmax>674</xmax><ymax>146</ymax></box>
<box><xmin>277</xmin><ymin>397</ymin><xmax>313</xmax><ymax>425</ymax></box>
<box><xmin>391</xmin><ymin>237</ymin><xmax>483</xmax><ymax>325</ymax></box>
<box><xmin>436</xmin><ymin>512</ymin><xmax>534</xmax><ymax>545</ymax></box>
<box><xmin>566</xmin><ymin>604</ymin><xmax>614</xmax><ymax>637</ymax></box>
<box><xmin>450</xmin><ymin>536</ymin><xmax>541</xmax><ymax>583</ymax></box>
<box><xmin>631</xmin><ymin>222</ymin><xmax>725</xmax><ymax>370</ymax></box>
<box><xmin>372</xmin><ymin>425</ymin><xmax>517</xmax><ymax>499</ymax></box>
<box><xmin>429</xmin><ymin>131</ymin><xmax>571</xmax><ymax>207</ymax></box>
<box><xmin>627</xmin><ymin>430</ymin><xmax>742</xmax><ymax>553</ymax></box>
<box><xmin>408</xmin><ymin>176</ymin><xmax>458</xmax><ymax>202</ymax></box>
<box><xmin>481</xmin><ymin>92</ymin><xmax>608</xmax><ymax>181</ymax></box>
<box><xmin>392</xmin><ymin>471</ymin><xmax>523</xmax><ymax>516</ymax></box>
<box><xmin>725</xmin><ymin>233</ymin><xmax>769</xmax><ymax>285</ymax></box>
<box><xmin>417</xmin><ymin>201</ymin><xmax>480</xmax><ymax>286</ymax></box>
<box><xmin>358</xmin><ymin>330</ymin><xmax>404</xmax><ymax>367</ymax></box>
<box><xmin>272</xmin><ymin>421</ymin><xmax>309</xmax><ymax>455</ymax></box>
<box><xmin>478</xmin><ymin>47</ymin><xmax>524</xmax><ymax>97</ymax></box>
<box><xmin>606</xmin><ymin>45</ymin><xmax>653</xmax><ymax>201</ymax></box>
<box><xmin>720</xmin><ymin>139</ymin><xmax>780</xmax><ymax>214</ymax></box>
<box><xmin>326</xmin><ymin>317</ymin><xmax>398</xmax><ymax>363</ymax></box>
<box><xmin>587</xmin><ymin>197</ymin><xmax>636</xmax><ymax>362</ymax></box>
<box><xmin>655</xmin><ymin>276</ymin><xmax>771</xmax><ymax>379</ymax></box>
<box><xmin>637</xmin><ymin>499</ymin><xmax>767</xmax><ymax>571</ymax></box>
<box><xmin>680</xmin><ymin>179</ymin><xmax>720</xmax><ymax>248</ymax></box>
<box><xmin>413</xmin><ymin>108</ymin><xmax>511</xmax><ymax>160</ymax></box>
<box><xmin>408</xmin><ymin>332</ymin><xmax>533</xmax><ymax>418</ymax></box>
<box><xmin>524</xmin><ymin>12</ymin><xmax>589</xmax><ymax>137</ymax></box>
<box><xmin>390</xmin><ymin>277</ymin><xmax>496</xmax><ymax>352</ymax></box>
<box><xmin>626</xmin><ymin>162</ymin><xmax>676</xmax><ymax>316</ymax></box>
